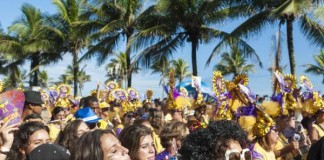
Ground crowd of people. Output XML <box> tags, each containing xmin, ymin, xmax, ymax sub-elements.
<box><xmin>0</xmin><ymin>70</ymin><xmax>324</xmax><ymax>160</ymax></box>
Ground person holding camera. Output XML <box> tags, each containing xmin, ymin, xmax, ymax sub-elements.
<box><xmin>274</xmin><ymin>111</ymin><xmax>310</xmax><ymax>160</ymax></box>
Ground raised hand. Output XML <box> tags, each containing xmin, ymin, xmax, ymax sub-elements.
<box><xmin>0</xmin><ymin>116</ymin><xmax>20</xmax><ymax>150</ymax></box>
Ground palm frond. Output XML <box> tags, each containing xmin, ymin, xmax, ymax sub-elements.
<box><xmin>299</xmin><ymin>15</ymin><xmax>324</xmax><ymax>47</ymax></box>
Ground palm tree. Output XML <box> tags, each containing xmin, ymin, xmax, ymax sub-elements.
<box><xmin>78</xmin><ymin>0</ymin><xmax>147</xmax><ymax>88</ymax></box>
<box><xmin>58</xmin><ymin>74</ymin><xmax>73</xmax><ymax>85</ymax></box>
<box><xmin>171</xmin><ymin>58</ymin><xmax>191</xmax><ymax>83</ymax></box>
<box><xmin>3</xmin><ymin>66</ymin><xmax>27</xmax><ymax>89</ymax></box>
<box><xmin>150</xmin><ymin>56</ymin><xmax>171</xmax><ymax>86</ymax></box>
<box><xmin>132</xmin><ymin>0</ymin><xmax>260</xmax><ymax>76</ymax></box>
<box><xmin>304</xmin><ymin>50</ymin><xmax>324</xmax><ymax>84</ymax></box>
<box><xmin>0</xmin><ymin>4</ymin><xmax>63</xmax><ymax>87</ymax></box>
<box><xmin>105</xmin><ymin>51</ymin><xmax>140</xmax><ymax>88</ymax></box>
<box><xmin>57</xmin><ymin>65</ymin><xmax>74</xmax><ymax>85</ymax></box>
<box><xmin>39</xmin><ymin>70</ymin><xmax>54</xmax><ymax>87</ymax></box>
<box><xmin>214</xmin><ymin>47</ymin><xmax>255</xmax><ymax>79</ymax></box>
<box><xmin>50</xmin><ymin>0</ymin><xmax>90</xmax><ymax>96</ymax></box>
<box><xmin>77</xmin><ymin>70</ymin><xmax>91</xmax><ymax>96</ymax></box>
<box><xmin>231</xmin><ymin>0</ymin><xmax>324</xmax><ymax>75</ymax></box>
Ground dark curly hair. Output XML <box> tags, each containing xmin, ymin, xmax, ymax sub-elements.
<box><xmin>179</xmin><ymin>120</ymin><xmax>247</xmax><ymax>160</ymax></box>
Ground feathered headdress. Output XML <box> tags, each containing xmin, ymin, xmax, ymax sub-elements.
<box><xmin>55</xmin><ymin>84</ymin><xmax>72</xmax><ymax>108</ymax></box>
<box><xmin>166</xmin><ymin>69</ymin><xmax>189</xmax><ymax>111</ymax></box>
<box><xmin>234</xmin><ymin>84</ymin><xmax>275</xmax><ymax>139</ymax></box>
<box><xmin>127</xmin><ymin>88</ymin><xmax>142</xmax><ymax>111</ymax></box>
<box><xmin>300</xmin><ymin>75</ymin><xmax>324</xmax><ymax>114</ymax></box>
<box><xmin>106</xmin><ymin>81</ymin><xmax>119</xmax><ymax>91</ymax></box>
<box><xmin>108</xmin><ymin>88</ymin><xmax>129</xmax><ymax>113</ymax></box>
<box><xmin>212</xmin><ymin>71</ymin><xmax>232</xmax><ymax>121</ymax></box>
<box><xmin>225</xmin><ymin>74</ymin><xmax>250</xmax><ymax>113</ymax></box>
<box><xmin>268</xmin><ymin>71</ymin><xmax>298</xmax><ymax>117</ymax></box>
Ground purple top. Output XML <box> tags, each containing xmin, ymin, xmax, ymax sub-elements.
<box><xmin>249</xmin><ymin>143</ymin><xmax>263</xmax><ymax>160</ymax></box>
<box><xmin>155</xmin><ymin>150</ymin><xmax>172</xmax><ymax>160</ymax></box>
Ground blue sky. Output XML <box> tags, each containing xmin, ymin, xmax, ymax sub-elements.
<box><xmin>0</xmin><ymin>0</ymin><xmax>323</xmax><ymax>98</ymax></box>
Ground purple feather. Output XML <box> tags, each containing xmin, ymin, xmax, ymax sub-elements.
<box><xmin>301</xmin><ymin>80</ymin><xmax>313</xmax><ymax>92</ymax></box>
<box><xmin>271</xmin><ymin>93</ymin><xmax>283</xmax><ymax>106</ymax></box>
<box><xmin>162</xmin><ymin>84</ymin><xmax>169</xmax><ymax>94</ymax></box>
<box><xmin>173</xmin><ymin>88</ymin><xmax>180</xmax><ymax>99</ymax></box>
<box><xmin>274</xmin><ymin>72</ymin><xmax>285</xmax><ymax>91</ymax></box>
<box><xmin>236</xmin><ymin>104</ymin><xmax>257</xmax><ymax>117</ymax></box>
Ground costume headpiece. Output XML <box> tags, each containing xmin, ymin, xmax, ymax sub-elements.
<box><xmin>99</xmin><ymin>90</ymin><xmax>109</xmax><ymax>103</ymax></box>
<box><xmin>89</xmin><ymin>89</ymin><xmax>97</xmax><ymax>97</ymax></box>
<box><xmin>234</xmin><ymin>84</ymin><xmax>276</xmax><ymax>138</ymax></box>
<box><xmin>300</xmin><ymin>75</ymin><xmax>324</xmax><ymax>114</ymax></box>
<box><xmin>191</xmin><ymin>76</ymin><xmax>205</xmax><ymax>109</ymax></box>
<box><xmin>212</xmin><ymin>71</ymin><xmax>232</xmax><ymax>120</ymax></box>
<box><xmin>144</xmin><ymin>89</ymin><xmax>153</xmax><ymax>103</ymax></box>
<box><xmin>127</xmin><ymin>88</ymin><xmax>142</xmax><ymax>111</ymax></box>
<box><xmin>106</xmin><ymin>81</ymin><xmax>119</xmax><ymax>91</ymax></box>
<box><xmin>55</xmin><ymin>84</ymin><xmax>72</xmax><ymax>108</ymax></box>
<box><xmin>108</xmin><ymin>88</ymin><xmax>129</xmax><ymax>113</ymax></box>
<box><xmin>225</xmin><ymin>74</ymin><xmax>249</xmax><ymax>113</ymax></box>
<box><xmin>265</xmin><ymin>71</ymin><xmax>298</xmax><ymax>117</ymax></box>
<box><xmin>166</xmin><ymin>69</ymin><xmax>189</xmax><ymax>111</ymax></box>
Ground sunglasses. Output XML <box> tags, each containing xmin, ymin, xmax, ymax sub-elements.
<box><xmin>270</xmin><ymin>126</ymin><xmax>278</xmax><ymax>132</ymax></box>
<box><xmin>225</xmin><ymin>148</ymin><xmax>252</xmax><ymax>160</ymax></box>
<box><xmin>126</xmin><ymin>114</ymin><xmax>134</xmax><ymax>118</ymax></box>
<box><xmin>87</xmin><ymin>122</ymin><xmax>101</xmax><ymax>129</ymax></box>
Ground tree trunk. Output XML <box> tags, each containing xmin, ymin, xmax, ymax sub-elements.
<box><xmin>73</xmin><ymin>51</ymin><xmax>79</xmax><ymax>97</ymax></box>
<box><xmin>79</xmin><ymin>84</ymin><xmax>82</xmax><ymax>97</ymax></box>
<box><xmin>191</xmin><ymin>38</ymin><xmax>198</xmax><ymax>76</ymax></box>
<box><xmin>273</xmin><ymin>23</ymin><xmax>282</xmax><ymax>95</ymax></box>
<box><xmin>286</xmin><ymin>18</ymin><xmax>295</xmax><ymax>75</ymax></box>
<box><xmin>30</xmin><ymin>54</ymin><xmax>40</xmax><ymax>87</ymax></box>
<box><xmin>126</xmin><ymin>35</ymin><xmax>132</xmax><ymax>88</ymax></box>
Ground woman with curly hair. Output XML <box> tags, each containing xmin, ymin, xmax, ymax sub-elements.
<box><xmin>179</xmin><ymin>120</ymin><xmax>249</xmax><ymax>160</ymax></box>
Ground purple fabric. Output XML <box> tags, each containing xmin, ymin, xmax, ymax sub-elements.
<box><xmin>163</xmin><ymin>84</ymin><xmax>169</xmax><ymax>95</ymax></box>
<box><xmin>271</xmin><ymin>93</ymin><xmax>283</xmax><ymax>106</ymax></box>
<box><xmin>236</xmin><ymin>105</ymin><xmax>257</xmax><ymax>117</ymax></box>
<box><xmin>172</xmin><ymin>88</ymin><xmax>180</xmax><ymax>99</ymax></box>
<box><xmin>274</xmin><ymin>72</ymin><xmax>285</xmax><ymax>91</ymax></box>
<box><xmin>249</xmin><ymin>143</ymin><xmax>263</xmax><ymax>160</ymax></box>
<box><xmin>302</xmin><ymin>92</ymin><xmax>313</xmax><ymax>101</ymax></box>
<box><xmin>155</xmin><ymin>150</ymin><xmax>172</xmax><ymax>160</ymax></box>
<box><xmin>303</xmin><ymin>81</ymin><xmax>313</xmax><ymax>92</ymax></box>
<box><xmin>115</xmin><ymin>128</ymin><xmax>123</xmax><ymax>136</ymax></box>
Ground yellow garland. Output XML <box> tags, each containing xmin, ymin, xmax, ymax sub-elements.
<box><xmin>225</xmin><ymin>74</ymin><xmax>249</xmax><ymax>112</ymax></box>
<box><xmin>254</xmin><ymin>110</ymin><xmax>276</xmax><ymax>137</ymax></box>
<box><xmin>215</xmin><ymin>101</ymin><xmax>232</xmax><ymax>121</ymax></box>
<box><xmin>108</xmin><ymin>88</ymin><xmax>130</xmax><ymax>113</ymax></box>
